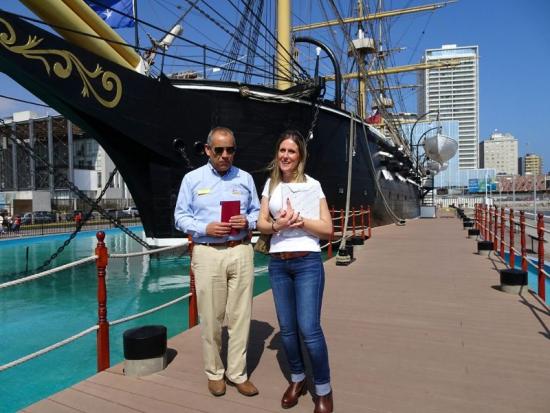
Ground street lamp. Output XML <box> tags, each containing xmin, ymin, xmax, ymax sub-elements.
<box><xmin>409</xmin><ymin>110</ymin><xmax>440</xmax><ymax>153</ymax></box>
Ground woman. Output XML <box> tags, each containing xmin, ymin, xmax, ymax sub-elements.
<box><xmin>258</xmin><ymin>130</ymin><xmax>333</xmax><ymax>413</ymax></box>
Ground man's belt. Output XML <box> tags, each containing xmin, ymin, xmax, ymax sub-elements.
<box><xmin>270</xmin><ymin>251</ymin><xmax>310</xmax><ymax>260</ymax></box>
<box><xmin>195</xmin><ymin>239</ymin><xmax>246</xmax><ymax>248</ymax></box>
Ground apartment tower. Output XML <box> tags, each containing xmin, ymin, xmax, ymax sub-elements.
<box><xmin>418</xmin><ymin>44</ymin><xmax>479</xmax><ymax>169</ymax></box>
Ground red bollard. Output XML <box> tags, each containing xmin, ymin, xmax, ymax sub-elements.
<box><xmin>360</xmin><ymin>205</ymin><xmax>366</xmax><ymax>241</ymax></box>
<box><xmin>509</xmin><ymin>209</ymin><xmax>515</xmax><ymax>269</ymax></box>
<box><xmin>520</xmin><ymin>211</ymin><xmax>527</xmax><ymax>272</ymax></box>
<box><xmin>500</xmin><ymin>207</ymin><xmax>505</xmax><ymax>259</ymax></box>
<box><xmin>367</xmin><ymin>206</ymin><xmax>372</xmax><ymax>239</ymax></box>
<box><xmin>95</xmin><ymin>231</ymin><xmax>110</xmax><ymax>372</ymax></box>
<box><xmin>188</xmin><ymin>235</ymin><xmax>198</xmax><ymax>328</ymax></box>
<box><xmin>328</xmin><ymin>208</ymin><xmax>334</xmax><ymax>258</ymax></box>
<box><xmin>537</xmin><ymin>213</ymin><xmax>545</xmax><ymax>301</ymax></box>
<box><xmin>352</xmin><ymin>207</ymin><xmax>356</xmax><ymax>237</ymax></box>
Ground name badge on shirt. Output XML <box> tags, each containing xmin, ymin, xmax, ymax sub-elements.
<box><xmin>232</xmin><ymin>186</ymin><xmax>242</xmax><ymax>196</ymax></box>
<box><xmin>197</xmin><ymin>188</ymin><xmax>211</xmax><ymax>195</ymax></box>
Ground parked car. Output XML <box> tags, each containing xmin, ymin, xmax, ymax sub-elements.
<box><xmin>21</xmin><ymin>211</ymin><xmax>56</xmax><ymax>224</ymax></box>
<box><xmin>122</xmin><ymin>206</ymin><xmax>139</xmax><ymax>217</ymax></box>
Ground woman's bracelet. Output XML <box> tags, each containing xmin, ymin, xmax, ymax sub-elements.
<box><xmin>271</xmin><ymin>221</ymin><xmax>278</xmax><ymax>233</ymax></box>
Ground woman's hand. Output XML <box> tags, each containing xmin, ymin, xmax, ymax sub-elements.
<box><xmin>273</xmin><ymin>198</ymin><xmax>301</xmax><ymax>231</ymax></box>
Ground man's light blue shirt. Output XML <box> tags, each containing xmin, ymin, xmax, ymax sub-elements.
<box><xmin>174</xmin><ymin>162</ymin><xmax>260</xmax><ymax>243</ymax></box>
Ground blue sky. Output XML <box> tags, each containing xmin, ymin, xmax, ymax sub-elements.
<box><xmin>1</xmin><ymin>0</ymin><xmax>549</xmax><ymax>171</ymax></box>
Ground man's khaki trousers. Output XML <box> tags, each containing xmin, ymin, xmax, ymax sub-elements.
<box><xmin>191</xmin><ymin>243</ymin><xmax>254</xmax><ymax>383</ymax></box>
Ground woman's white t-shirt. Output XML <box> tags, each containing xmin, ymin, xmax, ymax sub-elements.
<box><xmin>261</xmin><ymin>175</ymin><xmax>325</xmax><ymax>253</ymax></box>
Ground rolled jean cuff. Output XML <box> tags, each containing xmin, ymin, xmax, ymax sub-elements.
<box><xmin>315</xmin><ymin>382</ymin><xmax>331</xmax><ymax>396</ymax></box>
<box><xmin>291</xmin><ymin>372</ymin><xmax>306</xmax><ymax>383</ymax></box>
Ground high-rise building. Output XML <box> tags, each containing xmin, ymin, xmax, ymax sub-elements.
<box><xmin>479</xmin><ymin>131</ymin><xmax>518</xmax><ymax>175</ymax></box>
<box><xmin>418</xmin><ymin>44</ymin><xmax>479</xmax><ymax>169</ymax></box>
<box><xmin>520</xmin><ymin>153</ymin><xmax>543</xmax><ymax>175</ymax></box>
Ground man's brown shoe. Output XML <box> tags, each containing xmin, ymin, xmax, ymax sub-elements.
<box><xmin>313</xmin><ymin>391</ymin><xmax>333</xmax><ymax>413</ymax></box>
<box><xmin>208</xmin><ymin>379</ymin><xmax>226</xmax><ymax>397</ymax></box>
<box><xmin>227</xmin><ymin>379</ymin><xmax>259</xmax><ymax>397</ymax></box>
<box><xmin>281</xmin><ymin>379</ymin><xmax>307</xmax><ymax>409</ymax></box>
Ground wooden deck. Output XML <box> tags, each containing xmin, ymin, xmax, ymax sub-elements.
<box><xmin>25</xmin><ymin>217</ymin><xmax>550</xmax><ymax>412</ymax></box>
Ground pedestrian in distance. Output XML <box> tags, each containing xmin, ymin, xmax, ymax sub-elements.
<box><xmin>174</xmin><ymin>126</ymin><xmax>261</xmax><ymax>397</ymax></box>
<box><xmin>257</xmin><ymin>130</ymin><xmax>334</xmax><ymax>413</ymax></box>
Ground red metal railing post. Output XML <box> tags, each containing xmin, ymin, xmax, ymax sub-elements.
<box><xmin>500</xmin><ymin>207</ymin><xmax>505</xmax><ymax>259</ymax></box>
<box><xmin>509</xmin><ymin>209</ymin><xmax>515</xmax><ymax>269</ymax></box>
<box><xmin>95</xmin><ymin>231</ymin><xmax>110</xmax><ymax>372</ymax></box>
<box><xmin>520</xmin><ymin>211</ymin><xmax>527</xmax><ymax>272</ymax></box>
<box><xmin>493</xmin><ymin>206</ymin><xmax>498</xmax><ymax>252</ymax></box>
<box><xmin>328</xmin><ymin>208</ymin><xmax>334</xmax><ymax>258</ymax></box>
<box><xmin>352</xmin><ymin>207</ymin><xmax>356</xmax><ymax>237</ymax></box>
<box><xmin>483</xmin><ymin>205</ymin><xmax>489</xmax><ymax>240</ymax></box>
<box><xmin>340</xmin><ymin>209</ymin><xmax>344</xmax><ymax>241</ymax></box>
<box><xmin>537</xmin><ymin>213</ymin><xmax>545</xmax><ymax>301</ymax></box>
<box><xmin>188</xmin><ymin>235</ymin><xmax>198</xmax><ymax>328</ymax></box>
<box><xmin>360</xmin><ymin>205</ymin><xmax>366</xmax><ymax>241</ymax></box>
<box><xmin>486</xmin><ymin>205</ymin><xmax>493</xmax><ymax>241</ymax></box>
<box><xmin>367</xmin><ymin>206</ymin><xmax>372</xmax><ymax>239</ymax></box>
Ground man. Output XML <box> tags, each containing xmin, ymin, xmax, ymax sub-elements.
<box><xmin>174</xmin><ymin>127</ymin><xmax>260</xmax><ymax>397</ymax></box>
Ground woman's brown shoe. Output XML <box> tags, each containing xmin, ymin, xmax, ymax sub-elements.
<box><xmin>313</xmin><ymin>391</ymin><xmax>333</xmax><ymax>413</ymax></box>
<box><xmin>281</xmin><ymin>379</ymin><xmax>307</xmax><ymax>409</ymax></box>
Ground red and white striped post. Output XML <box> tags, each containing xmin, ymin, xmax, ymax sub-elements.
<box><xmin>95</xmin><ymin>231</ymin><xmax>110</xmax><ymax>372</ymax></box>
<box><xmin>500</xmin><ymin>207</ymin><xmax>505</xmax><ymax>259</ymax></box>
<box><xmin>520</xmin><ymin>211</ymin><xmax>527</xmax><ymax>272</ymax></box>
<box><xmin>509</xmin><ymin>209</ymin><xmax>515</xmax><ymax>269</ymax></box>
<box><xmin>187</xmin><ymin>235</ymin><xmax>198</xmax><ymax>328</ymax></box>
<box><xmin>537</xmin><ymin>213</ymin><xmax>545</xmax><ymax>301</ymax></box>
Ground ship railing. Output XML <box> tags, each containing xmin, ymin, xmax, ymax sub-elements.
<box><xmin>474</xmin><ymin>203</ymin><xmax>548</xmax><ymax>303</ymax></box>
<box><xmin>323</xmin><ymin>206</ymin><xmax>372</xmax><ymax>258</ymax></box>
<box><xmin>0</xmin><ymin>233</ymin><xmax>193</xmax><ymax>373</ymax></box>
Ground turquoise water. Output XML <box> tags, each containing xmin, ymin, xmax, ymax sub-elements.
<box><xmin>0</xmin><ymin>228</ymin><xmax>271</xmax><ymax>412</ymax></box>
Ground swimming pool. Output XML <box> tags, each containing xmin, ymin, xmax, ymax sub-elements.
<box><xmin>0</xmin><ymin>228</ymin><xmax>271</xmax><ymax>412</ymax></box>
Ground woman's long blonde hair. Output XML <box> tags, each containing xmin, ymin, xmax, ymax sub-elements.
<box><xmin>268</xmin><ymin>130</ymin><xmax>308</xmax><ymax>195</ymax></box>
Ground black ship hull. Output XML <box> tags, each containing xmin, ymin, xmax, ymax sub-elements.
<box><xmin>0</xmin><ymin>10</ymin><xmax>420</xmax><ymax>239</ymax></box>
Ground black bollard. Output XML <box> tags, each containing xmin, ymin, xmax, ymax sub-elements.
<box><xmin>499</xmin><ymin>269</ymin><xmax>528</xmax><ymax>294</ymax></box>
<box><xmin>467</xmin><ymin>228</ymin><xmax>480</xmax><ymax>239</ymax></box>
<box><xmin>123</xmin><ymin>325</ymin><xmax>167</xmax><ymax>376</ymax></box>
<box><xmin>477</xmin><ymin>240</ymin><xmax>493</xmax><ymax>255</ymax></box>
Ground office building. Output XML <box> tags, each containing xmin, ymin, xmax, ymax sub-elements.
<box><xmin>519</xmin><ymin>153</ymin><xmax>543</xmax><ymax>176</ymax></box>
<box><xmin>418</xmin><ymin>44</ymin><xmax>479</xmax><ymax>169</ymax></box>
<box><xmin>0</xmin><ymin>111</ymin><xmax>132</xmax><ymax>215</ymax></box>
<box><xmin>479</xmin><ymin>131</ymin><xmax>518</xmax><ymax>175</ymax></box>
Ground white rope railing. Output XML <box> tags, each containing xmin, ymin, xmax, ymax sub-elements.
<box><xmin>109</xmin><ymin>242</ymin><xmax>188</xmax><ymax>258</ymax></box>
<box><xmin>109</xmin><ymin>292</ymin><xmax>192</xmax><ymax>326</ymax></box>
<box><xmin>0</xmin><ymin>255</ymin><xmax>97</xmax><ymax>290</ymax></box>
<box><xmin>1</xmin><ymin>291</ymin><xmax>194</xmax><ymax>372</ymax></box>
<box><xmin>0</xmin><ymin>325</ymin><xmax>99</xmax><ymax>372</ymax></box>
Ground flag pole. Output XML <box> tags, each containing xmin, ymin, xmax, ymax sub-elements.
<box><xmin>133</xmin><ymin>0</ymin><xmax>139</xmax><ymax>52</ymax></box>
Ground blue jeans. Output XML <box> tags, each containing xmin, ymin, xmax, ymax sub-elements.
<box><xmin>269</xmin><ymin>252</ymin><xmax>330</xmax><ymax>386</ymax></box>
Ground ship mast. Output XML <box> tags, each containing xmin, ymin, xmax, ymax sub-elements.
<box><xmin>276</xmin><ymin>0</ymin><xmax>292</xmax><ymax>90</ymax></box>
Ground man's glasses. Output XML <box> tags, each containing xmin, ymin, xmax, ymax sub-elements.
<box><xmin>209</xmin><ymin>146</ymin><xmax>236</xmax><ymax>156</ymax></box>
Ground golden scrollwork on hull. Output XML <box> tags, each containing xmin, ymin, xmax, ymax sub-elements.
<box><xmin>0</xmin><ymin>18</ymin><xmax>122</xmax><ymax>109</ymax></box>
